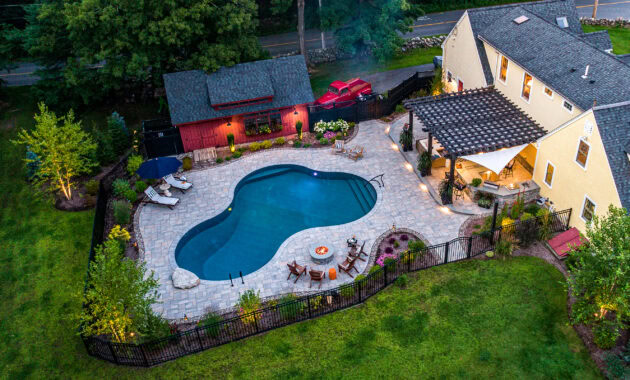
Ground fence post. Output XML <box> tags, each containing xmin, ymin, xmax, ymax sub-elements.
<box><xmin>307</xmin><ymin>295</ymin><xmax>312</xmax><ymax>319</ymax></box>
<box><xmin>196</xmin><ymin>328</ymin><xmax>204</xmax><ymax>350</ymax></box>
<box><xmin>384</xmin><ymin>263</ymin><xmax>389</xmax><ymax>285</ymax></box>
<box><xmin>107</xmin><ymin>341</ymin><xmax>119</xmax><ymax>365</ymax></box>
<box><xmin>407</xmin><ymin>251</ymin><xmax>411</xmax><ymax>272</ymax></box>
<box><xmin>444</xmin><ymin>241</ymin><xmax>450</xmax><ymax>263</ymax></box>
<box><xmin>358</xmin><ymin>280</ymin><xmax>362</xmax><ymax>303</ymax></box>
<box><xmin>140</xmin><ymin>343</ymin><xmax>149</xmax><ymax>367</ymax></box>
<box><xmin>490</xmin><ymin>201</ymin><xmax>499</xmax><ymax>244</ymax></box>
<box><xmin>467</xmin><ymin>236</ymin><xmax>473</xmax><ymax>258</ymax></box>
<box><xmin>565</xmin><ymin>208</ymin><xmax>572</xmax><ymax>230</ymax></box>
<box><xmin>253</xmin><ymin>311</ymin><xmax>259</xmax><ymax>333</ymax></box>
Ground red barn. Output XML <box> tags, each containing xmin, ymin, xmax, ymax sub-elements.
<box><xmin>163</xmin><ymin>56</ymin><xmax>314</xmax><ymax>152</ymax></box>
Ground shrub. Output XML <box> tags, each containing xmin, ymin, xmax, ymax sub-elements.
<box><xmin>237</xmin><ymin>289</ymin><xmax>261</xmax><ymax>325</ymax></box>
<box><xmin>408</xmin><ymin>240</ymin><xmax>425</xmax><ymax>253</ymax></box>
<box><xmin>315</xmin><ymin>132</ymin><xmax>323</xmax><ymax>139</ymax></box>
<box><xmin>536</xmin><ymin>208</ymin><xmax>553</xmax><ymax>240</ymax></box>
<box><xmin>303</xmin><ymin>144</ymin><xmax>312</xmax><ymax>148</ymax></box>
<box><xmin>384</xmin><ymin>257</ymin><xmax>397</xmax><ymax>267</ymax></box>
<box><xmin>277</xmin><ymin>294</ymin><xmax>305</xmax><ymax>320</ymax></box>
<box><xmin>485</xmin><ymin>250</ymin><xmax>495</xmax><ymax>258</ymax></box>
<box><xmin>274</xmin><ymin>137</ymin><xmax>286</xmax><ymax>145</ymax></box>
<box><xmin>400</xmin><ymin>234</ymin><xmax>409</xmax><ymax>241</ymax></box>
<box><xmin>225</xmin><ymin>156</ymin><xmax>232</xmax><ymax>161</ymax></box>
<box><xmin>112</xmin><ymin>179</ymin><xmax>132</xmax><ymax>198</ymax></box>
<box><xmin>521</xmin><ymin>212</ymin><xmax>534</xmax><ymax>221</ymax></box>
<box><xmin>227</xmin><ymin>133</ymin><xmax>235</xmax><ymax>152</ymax></box>
<box><xmin>85</xmin><ymin>179</ymin><xmax>99</xmax><ymax>196</ymax></box>
<box><xmin>524</xmin><ymin>203</ymin><xmax>541</xmax><ymax>215</ymax></box>
<box><xmin>108</xmin><ymin>225</ymin><xmax>130</xmax><ymax>248</ymax></box>
<box><xmin>369</xmin><ymin>265</ymin><xmax>383</xmax><ymax>279</ymax></box>
<box><xmin>516</xmin><ymin>213</ymin><xmax>539</xmax><ymax>247</ymax></box>
<box><xmin>126</xmin><ymin>154</ymin><xmax>143</xmax><ymax>176</ymax></box>
<box><xmin>198</xmin><ymin>312</ymin><xmax>223</xmax><ymax>337</ymax></box>
<box><xmin>604</xmin><ymin>353</ymin><xmax>627</xmax><ymax>379</ymax></box>
<box><xmin>340</xmin><ymin>284</ymin><xmax>355</xmax><ymax>298</ymax></box>
<box><xmin>319</xmin><ymin>137</ymin><xmax>329</xmax><ymax>145</ymax></box>
<box><xmin>510</xmin><ymin>202</ymin><xmax>521</xmax><ymax>220</ymax></box>
<box><xmin>232</xmin><ymin>151</ymin><xmax>242</xmax><ymax>159</ymax></box>
<box><xmin>295</xmin><ymin>120</ymin><xmax>303</xmax><ymax>140</ymax></box>
<box><xmin>593</xmin><ymin>322</ymin><xmax>620</xmax><ymax>349</ymax></box>
<box><xmin>134</xmin><ymin>180</ymin><xmax>148</xmax><ymax>194</ymax></box>
<box><xmin>216</xmin><ymin>158</ymin><xmax>223</xmax><ymax>164</ymax></box>
<box><xmin>354</xmin><ymin>274</ymin><xmax>366</xmax><ymax>283</ymax></box>
<box><xmin>113</xmin><ymin>200</ymin><xmax>131</xmax><ymax>225</ymax></box>
<box><xmin>93</xmin><ymin>128</ymin><xmax>117</xmax><ymax>165</ymax></box>
<box><xmin>139</xmin><ymin>311</ymin><xmax>171</xmax><ymax>342</ymax></box>
<box><xmin>107</xmin><ymin>112</ymin><xmax>129</xmax><ymax>155</ymax></box>
<box><xmin>124</xmin><ymin>188</ymin><xmax>138</xmax><ymax>203</ymax></box>
<box><xmin>384</xmin><ymin>247</ymin><xmax>394</xmax><ymax>254</ymax></box>
<box><xmin>393</xmin><ymin>241</ymin><xmax>400</xmax><ymax>248</ymax></box>
<box><xmin>182</xmin><ymin>156</ymin><xmax>193</xmax><ymax>171</ymax></box>
<box><xmin>293</xmin><ymin>141</ymin><xmax>302</xmax><ymax>148</ymax></box>
<box><xmin>310</xmin><ymin>295</ymin><xmax>323</xmax><ymax>310</ymax></box>
<box><xmin>400</xmin><ymin>250</ymin><xmax>417</xmax><ymax>264</ymax></box>
<box><xmin>388</xmin><ymin>237</ymin><xmax>396</xmax><ymax>244</ymax></box>
<box><xmin>439</xmin><ymin>179</ymin><xmax>453</xmax><ymax>204</ymax></box>
<box><xmin>395</xmin><ymin>274</ymin><xmax>409</xmax><ymax>288</ymax></box>
<box><xmin>249</xmin><ymin>142</ymin><xmax>261</xmax><ymax>152</ymax></box>
<box><xmin>417</xmin><ymin>151</ymin><xmax>432</xmax><ymax>176</ymax></box>
<box><xmin>261</xmin><ymin>140</ymin><xmax>273</xmax><ymax>149</ymax></box>
<box><xmin>494</xmin><ymin>239</ymin><xmax>513</xmax><ymax>259</ymax></box>
<box><xmin>395</xmin><ymin>104</ymin><xmax>406</xmax><ymax>113</ymax></box>
<box><xmin>471</xmin><ymin>178</ymin><xmax>482</xmax><ymax>187</ymax></box>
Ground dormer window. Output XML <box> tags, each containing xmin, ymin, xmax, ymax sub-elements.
<box><xmin>556</xmin><ymin>17</ymin><xmax>568</xmax><ymax>28</ymax></box>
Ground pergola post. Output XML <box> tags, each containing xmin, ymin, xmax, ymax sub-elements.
<box><xmin>447</xmin><ymin>154</ymin><xmax>456</xmax><ymax>205</ymax></box>
<box><xmin>426</xmin><ymin>131</ymin><xmax>433</xmax><ymax>176</ymax></box>
<box><xmin>408</xmin><ymin>110</ymin><xmax>414</xmax><ymax>135</ymax></box>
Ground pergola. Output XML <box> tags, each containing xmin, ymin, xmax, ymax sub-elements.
<box><xmin>404</xmin><ymin>86</ymin><xmax>546</xmax><ymax>204</ymax></box>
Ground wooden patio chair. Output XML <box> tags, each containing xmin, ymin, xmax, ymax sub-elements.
<box><xmin>333</xmin><ymin>140</ymin><xmax>346</xmax><ymax>155</ymax></box>
<box><xmin>348</xmin><ymin>241</ymin><xmax>367</xmax><ymax>261</ymax></box>
<box><xmin>338</xmin><ymin>256</ymin><xmax>359</xmax><ymax>278</ymax></box>
<box><xmin>309</xmin><ymin>269</ymin><xmax>326</xmax><ymax>289</ymax></box>
<box><xmin>502</xmin><ymin>159</ymin><xmax>515</xmax><ymax>178</ymax></box>
<box><xmin>287</xmin><ymin>260</ymin><xmax>307</xmax><ymax>283</ymax></box>
<box><xmin>348</xmin><ymin>146</ymin><xmax>364</xmax><ymax>161</ymax></box>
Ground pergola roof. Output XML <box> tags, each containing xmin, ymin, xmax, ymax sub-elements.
<box><xmin>404</xmin><ymin>87</ymin><xmax>546</xmax><ymax>156</ymax></box>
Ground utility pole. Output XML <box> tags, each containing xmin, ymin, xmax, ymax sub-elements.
<box><xmin>592</xmin><ymin>0</ymin><xmax>599</xmax><ymax>19</ymax></box>
<box><xmin>297</xmin><ymin>0</ymin><xmax>308</xmax><ymax>65</ymax></box>
<box><xmin>319</xmin><ymin>0</ymin><xmax>325</xmax><ymax>49</ymax></box>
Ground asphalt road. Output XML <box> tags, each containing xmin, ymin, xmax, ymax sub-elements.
<box><xmin>2</xmin><ymin>0</ymin><xmax>629</xmax><ymax>86</ymax></box>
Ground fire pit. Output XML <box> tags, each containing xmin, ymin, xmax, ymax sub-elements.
<box><xmin>310</xmin><ymin>244</ymin><xmax>335</xmax><ymax>264</ymax></box>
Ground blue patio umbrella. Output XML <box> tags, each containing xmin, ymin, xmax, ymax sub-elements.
<box><xmin>136</xmin><ymin>157</ymin><xmax>183</xmax><ymax>179</ymax></box>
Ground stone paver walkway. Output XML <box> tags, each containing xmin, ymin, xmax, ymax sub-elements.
<box><xmin>138</xmin><ymin>119</ymin><xmax>467</xmax><ymax>320</ymax></box>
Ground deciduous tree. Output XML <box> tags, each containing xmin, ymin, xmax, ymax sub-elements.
<box><xmin>12</xmin><ymin>103</ymin><xmax>97</xmax><ymax>200</ymax></box>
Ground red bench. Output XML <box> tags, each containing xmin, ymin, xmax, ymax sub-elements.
<box><xmin>547</xmin><ymin>227</ymin><xmax>587</xmax><ymax>259</ymax></box>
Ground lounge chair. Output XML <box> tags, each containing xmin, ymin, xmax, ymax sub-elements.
<box><xmin>163</xmin><ymin>174</ymin><xmax>192</xmax><ymax>193</ymax></box>
<box><xmin>333</xmin><ymin>140</ymin><xmax>346</xmax><ymax>155</ymax></box>
<box><xmin>309</xmin><ymin>269</ymin><xmax>326</xmax><ymax>289</ymax></box>
<box><xmin>287</xmin><ymin>260</ymin><xmax>307</xmax><ymax>283</ymax></box>
<box><xmin>349</xmin><ymin>241</ymin><xmax>367</xmax><ymax>261</ymax></box>
<box><xmin>338</xmin><ymin>256</ymin><xmax>359</xmax><ymax>278</ymax></box>
<box><xmin>143</xmin><ymin>186</ymin><xmax>179</xmax><ymax>209</ymax></box>
<box><xmin>348</xmin><ymin>146</ymin><xmax>364</xmax><ymax>161</ymax></box>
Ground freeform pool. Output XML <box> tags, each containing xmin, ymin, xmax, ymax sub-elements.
<box><xmin>175</xmin><ymin>165</ymin><xmax>377</xmax><ymax>281</ymax></box>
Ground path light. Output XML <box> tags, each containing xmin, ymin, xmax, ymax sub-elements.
<box><xmin>440</xmin><ymin>206</ymin><xmax>450</xmax><ymax>214</ymax></box>
<box><xmin>385</xmin><ymin>125</ymin><xmax>390</xmax><ymax>134</ymax></box>
<box><xmin>420</xmin><ymin>184</ymin><xmax>428</xmax><ymax>192</ymax></box>
<box><xmin>391</xmin><ymin>143</ymin><xmax>398</xmax><ymax>151</ymax></box>
<box><xmin>405</xmin><ymin>163</ymin><xmax>413</xmax><ymax>171</ymax></box>
<box><xmin>228</xmin><ymin>207</ymin><xmax>232</xmax><ymax>212</ymax></box>
<box><xmin>184</xmin><ymin>314</ymin><xmax>188</xmax><ymax>322</ymax></box>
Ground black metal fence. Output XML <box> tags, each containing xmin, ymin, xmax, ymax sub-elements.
<box><xmin>307</xmin><ymin>70</ymin><xmax>434</xmax><ymax>130</ymax></box>
<box><xmin>82</xmin><ymin>208</ymin><xmax>572</xmax><ymax>367</ymax></box>
<box><xmin>142</xmin><ymin>118</ymin><xmax>184</xmax><ymax>159</ymax></box>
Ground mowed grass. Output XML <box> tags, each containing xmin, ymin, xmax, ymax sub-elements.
<box><xmin>582</xmin><ymin>24</ymin><xmax>630</xmax><ymax>55</ymax></box>
<box><xmin>309</xmin><ymin>46</ymin><xmax>442</xmax><ymax>97</ymax></box>
<box><xmin>1</xmin><ymin>88</ymin><xmax>599</xmax><ymax>379</ymax></box>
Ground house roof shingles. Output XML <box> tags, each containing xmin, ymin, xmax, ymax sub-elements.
<box><xmin>404</xmin><ymin>87</ymin><xmax>546</xmax><ymax>156</ymax></box>
<box><xmin>477</xmin><ymin>7</ymin><xmax>630</xmax><ymax>111</ymax></box>
<box><xmin>593</xmin><ymin>102</ymin><xmax>630</xmax><ymax>211</ymax></box>
<box><xmin>163</xmin><ymin>55</ymin><xmax>314</xmax><ymax>125</ymax></box>
<box><xmin>580</xmin><ymin>31</ymin><xmax>613</xmax><ymax>52</ymax></box>
<box><xmin>467</xmin><ymin>0</ymin><xmax>583</xmax><ymax>85</ymax></box>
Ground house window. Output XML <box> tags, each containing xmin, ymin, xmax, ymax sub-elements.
<box><xmin>499</xmin><ymin>56</ymin><xmax>509</xmax><ymax>83</ymax></box>
<box><xmin>521</xmin><ymin>73</ymin><xmax>533</xmax><ymax>101</ymax></box>
<box><xmin>543</xmin><ymin>86</ymin><xmax>553</xmax><ymax>98</ymax></box>
<box><xmin>581</xmin><ymin>196</ymin><xmax>596</xmax><ymax>223</ymax></box>
<box><xmin>575</xmin><ymin>139</ymin><xmax>590</xmax><ymax>168</ymax></box>
<box><xmin>563</xmin><ymin>100</ymin><xmax>574</xmax><ymax>113</ymax></box>
<box><xmin>544</xmin><ymin>162</ymin><xmax>555</xmax><ymax>187</ymax></box>
<box><xmin>244</xmin><ymin>110</ymin><xmax>284</xmax><ymax>135</ymax></box>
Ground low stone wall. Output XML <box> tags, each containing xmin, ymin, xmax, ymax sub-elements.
<box><xmin>580</xmin><ymin>17</ymin><xmax>630</xmax><ymax>28</ymax></box>
<box><xmin>273</xmin><ymin>35</ymin><xmax>445</xmax><ymax>64</ymax></box>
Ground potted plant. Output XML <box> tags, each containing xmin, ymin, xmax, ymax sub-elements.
<box><xmin>399</xmin><ymin>124</ymin><xmax>413</xmax><ymax>151</ymax></box>
<box><xmin>295</xmin><ymin>120</ymin><xmax>303</xmax><ymax>140</ymax></box>
<box><xmin>227</xmin><ymin>133</ymin><xmax>235</xmax><ymax>153</ymax></box>
<box><xmin>439</xmin><ymin>179</ymin><xmax>453</xmax><ymax>205</ymax></box>
<box><xmin>417</xmin><ymin>151</ymin><xmax>431</xmax><ymax>176</ymax></box>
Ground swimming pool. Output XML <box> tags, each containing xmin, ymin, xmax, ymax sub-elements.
<box><xmin>175</xmin><ymin>165</ymin><xmax>377</xmax><ymax>281</ymax></box>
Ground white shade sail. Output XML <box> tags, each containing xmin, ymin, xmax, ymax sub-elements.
<box><xmin>460</xmin><ymin>144</ymin><xmax>528</xmax><ymax>175</ymax></box>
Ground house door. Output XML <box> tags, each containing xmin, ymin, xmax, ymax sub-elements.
<box><xmin>458</xmin><ymin>79</ymin><xmax>464</xmax><ymax>92</ymax></box>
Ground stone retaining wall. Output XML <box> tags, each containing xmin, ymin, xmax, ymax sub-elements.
<box><xmin>580</xmin><ymin>17</ymin><xmax>630</xmax><ymax>28</ymax></box>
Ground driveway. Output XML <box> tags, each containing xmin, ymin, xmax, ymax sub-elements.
<box><xmin>137</xmin><ymin>119</ymin><xmax>468</xmax><ymax>320</ymax></box>
<box><xmin>363</xmin><ymin>64</ymin><xmax>435</xmax><ymax>94</ymax></box>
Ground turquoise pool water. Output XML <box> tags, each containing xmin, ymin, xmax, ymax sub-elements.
<box><xmin>175</xmin><ymin>165</ymin><xmax>377</xmax><ymax>281</ymax></box>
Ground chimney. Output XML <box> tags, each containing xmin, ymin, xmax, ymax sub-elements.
<box><xmin>581</xmin><ymin>65</ymin><xmax>590</xmax><ymax>79</ymax></box>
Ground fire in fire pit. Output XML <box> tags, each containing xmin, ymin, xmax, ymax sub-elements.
<box><xmin>315</xmin><ymin>246</ymin><xmax>329</xmax><ymax>255</ymax></box>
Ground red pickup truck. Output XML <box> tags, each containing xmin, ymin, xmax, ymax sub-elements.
<box><xmin>315</xmin><ymin>78</ymin><xmax>372</xmax><ymax>108</ymax></box>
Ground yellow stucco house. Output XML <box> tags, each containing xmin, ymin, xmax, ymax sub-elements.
<box><xmin>420</xmin><ymin>0</ymin><xmax>629</xmax><ymax>232</ymax></box>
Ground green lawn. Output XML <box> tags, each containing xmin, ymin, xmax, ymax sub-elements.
<box><xmin>309</xmin><ymin>47</ymin><xmax>441</xmax><ymax>97</ymax></box>
<box><xmin>582</xmin><ymin>24</ymin><xmax>630</xmax><ymax>55</ymax></box>
<box><xmin>1</xmin><ymin>88</ymin><xmax>599</xmax><ymax>379</ymax></box>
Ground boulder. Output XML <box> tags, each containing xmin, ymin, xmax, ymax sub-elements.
<box><xmin>172</xmin><ymin>268</ymin><xmax>200</xmax><ymax>289</ymax></box>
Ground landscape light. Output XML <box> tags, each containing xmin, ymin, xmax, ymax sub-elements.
<box><xmin>405</xmin><ymin>163</ymin><xmax>413</xmax><ymax>171</ymax></box>
<box><xmin>420</xmin><ymin>184</ymin><xmax>428</xmax><ymax>191</ymax></box>
<box><xmin>313</xmin><ymin>172</ymin><xmax>318</xmax><ymax>176</ymax></box>
<box><xmin>391</xmin><ymin>143</ymin><xmax>398</xmax><ymax>151</ymax></box>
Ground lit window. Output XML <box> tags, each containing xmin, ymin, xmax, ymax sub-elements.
<box><xmin>563</xmin><ymin>100</ymin><xmax>573</xmax><ymax>113</ymax></box>
<box><xmin>581</xmin><ymin>196</ymin><xmax>596</xmax><ymax>223</ymax></box>
<box><xmin>544</xmin><ymin>162</ymin><xmax>554</xmax><ymax>187</ymax></box>
<box><xmin>521</xmin><ymin>73</ymin><xmax>533</xmax><ymax>101</ymax></box>
<box><xmin>543</xmin><ymin>86</ymin><xmax>553</xmax><ymax>98</ymax></box>
<box><xmin>575</xmin><ymin>139</ymin><xmax>590</xmax><ymax>168</ymax></box>
<box><xmin>499</xmin><ymin>56</ymin><xmax>509</xmax><ymax>82</ymax></box>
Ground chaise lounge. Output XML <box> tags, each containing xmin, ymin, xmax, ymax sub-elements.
<box><xmin>163</xmin><ymin>173</ymin><xmax>193</xmax><ymax>192</ymax></box>
<box><xmin>143</xmin><ymin>186</ymin><xmax>179</xmax><ymax>209</ymax></box>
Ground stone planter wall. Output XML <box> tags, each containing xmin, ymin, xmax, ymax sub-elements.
<box><xmin>580</xmin><ymin>17</ymin><xmax>630</xmax><ymax>28</ymax></box>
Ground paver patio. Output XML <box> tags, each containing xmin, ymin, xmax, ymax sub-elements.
<box><xmin>138</xmin><ymin>119</ymin><xmax>468</xmax><ymax>320</ymax></box>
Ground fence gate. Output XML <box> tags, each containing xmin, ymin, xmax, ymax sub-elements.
<box><xmin>142</xmin><ymin>118</ymin><xmax>185</xmax><ymax>158</ymax></box>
